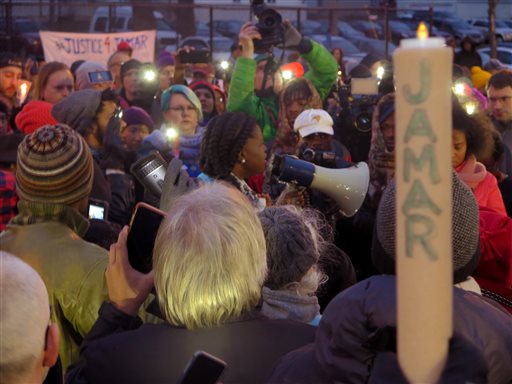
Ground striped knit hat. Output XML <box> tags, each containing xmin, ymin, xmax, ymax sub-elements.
<box><xmin>16</xmin><ymin>124</ymin><xmax>93</xmax><ymax>205</ymax></box>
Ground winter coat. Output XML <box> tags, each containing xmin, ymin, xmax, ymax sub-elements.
<box><xmin>268</xmin><ymin>275</ymin><xmax>512</xmax><ymax>384</ymax></box>
<box><xmin>456</xmin><ymin>155</ymin><xmax>507</xmax><ymax>215</ymax></box>
<box><xmin>65</xmin><ymin>302</ymin><xmax>316</xmax><ymax>384</ymax></box>
<box><xmin>0</xmin><ymin>202</ymin><xmax>108</xmax><ymax>371</ymax></box>
<box><xmin>227</xmin><ymin>40</ymin><xmax>337</xmax><ymax>143</ymax></box>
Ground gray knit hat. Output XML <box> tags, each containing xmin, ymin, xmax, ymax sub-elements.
<box><xmin>16</xmin><ymin>124</ymin><xmax>93</xmax><ymax>205</ymax></box>
<box><xmin>372</xmin><ymin>170</ymin><xmax>480</xmax><ymax>284</ymax></box>
<box><xmin>51</xmin><ymin>89</ymin><xmax>102</xmax><ymax>135</ymax></box>
<box><xmin>258</xmin><ymin>206</ymin><xmax>318</xmax><ymax>290</ymax></box>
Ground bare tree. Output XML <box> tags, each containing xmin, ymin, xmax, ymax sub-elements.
<box><xmin>488</xmin><ymin>0</ymin><xmax>500</xmax><ymax>58</ymax></box>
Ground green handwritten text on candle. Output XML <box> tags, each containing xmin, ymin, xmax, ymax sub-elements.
<box><xmin>402</xmin><ymin>59</ymin><xmax>431</xmax><ymax>105</ymax></box>
<box><xmin>403</xmin><ymin>145</ymin><xmax>440</xmax><ymax>184</ymax></box>
<box><xmin>401</xmin><ymin>58</ymin><xmax>441</xmax><ymax>260</ymax></box>
<box><xmin>404</xmin><ymin>109</ymin><xmax>437</xmax><ymax>144</ymax></box>
<box><xmin>406</xmin><ymin>214</ymin><xmax>437</xmax><ymax>260</ymax></box>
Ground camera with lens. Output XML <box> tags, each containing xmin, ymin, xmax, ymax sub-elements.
<box><xmin>251</xmin><ymin>0</ymin><xmax>285</xmax><ymax>53</ymax></box>
<box><xmin>299</xmin><ymin>148</ymin><xmax>343</xmax><ymax>169</ymax></box>
<box><xmin>337</xmin><ymin>78</ymin><xmax>379</xmax><ymax>135</ymax></box>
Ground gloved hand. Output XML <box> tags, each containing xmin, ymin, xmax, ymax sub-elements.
<box><xmin>159</xmin><ymin>158</ymin><xmax>198</xmax><ymax>212</ymax></box>
<box><xmin>282</xmin><ymin>20</ymin><xmax>303</xmax><ymax>49</ymax></box>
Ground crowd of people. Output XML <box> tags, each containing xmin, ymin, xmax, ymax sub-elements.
<box><xmin>0</xmin><ymin>16</ymin><xmax>512</xmax><ymax>384</ymax></box>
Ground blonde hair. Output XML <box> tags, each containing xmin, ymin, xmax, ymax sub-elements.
<box><xmin>153</xmin><ymin>183</ymin><xmax>267</xmax><ymax>329</ymax></box>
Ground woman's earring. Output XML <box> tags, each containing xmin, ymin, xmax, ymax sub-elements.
<box><xmin>241</xmin><ymin>158</ymin><xmax>246</xmax><ymax>164</ymax></box>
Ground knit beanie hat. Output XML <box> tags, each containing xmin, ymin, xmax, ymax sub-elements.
<box><xmin>15</xmin><ymin>100</ymin><xmax>58</xmax><ymax>134</ymax></box>
<box><xmin>122</xmin><ymin>106</ymin><xmax>154</xmax><ymax>131</ymax></box>
<box><xmin>75</xmin><ymin>61</ymin><xmax>110</xmax><ymax>90</ymax></box>
<box><xmin>0</xmin><ymin>52</ymin><xmax>23</xmax><ymax>69</ymax></box>
<box><xmin>51</xmin><ymin>89</ymin><xmax>102</xmax><ymax>135</ymax></box>
<box><xmin>156</xmin><ymin>51</ymin><xmax>175</xmax><ymax>69</ymax></box>
<box><xmin>120</xmin><ymin>59</ymin><xmax>142</xmax><ymax>80</ymax></box>
<box><xmin>161</xmin><ymin>84</ymin><xmax>203</xmax><ymax>121</ymax></box>
<box><xmin>372</xmin><ymin>170</ymin><xmax>480</xmax><ymax>284</ymax></box>
<box><xmin>16</xmin><ymin>124</ymin><xmax>94</xmax><ymax>205</ymax></box>
<box><xmin>189</xmin><ymin>80</ymin><xmax>215</xmax><ymax>98</ymax></box>
<box><xmin>470</xmin><ymin>66</ymin><xmax>492</xmax><ymax>90</ymax></box>
<box><xmin>258</xmin><ymin>206</ymin><xmax>318</xmax><ymax>290</ymax></box>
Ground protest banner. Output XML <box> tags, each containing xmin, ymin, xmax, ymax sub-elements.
<box><xmin>40</xmin><ymin>30</ymin><xmax>156</xmax><ymax>67</ymax></box>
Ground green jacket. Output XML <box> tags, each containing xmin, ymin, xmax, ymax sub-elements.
<box><xmin>227</xmin><ymin>40</ymin><xmax>338</xmax><ymax>142</ymax></box>
<box><xmin>0</xmin><ymin>202</ymin><xmax>108</xmax><ymax>371</ymax></box>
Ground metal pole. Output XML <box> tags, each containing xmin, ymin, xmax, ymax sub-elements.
<box><xmin>209</xmin><ymin>6</ymin><xmax>213</xmax><ymax>63</ymax></box>
<box><xmin>108</xmin><ymin>4</ymin><xmax>114</xmax><ymax>33</ymax></box>
<box><xmin>384</xmin><ymin>5</ymin><xmax>389</xmax><ymax>60</ymax></box>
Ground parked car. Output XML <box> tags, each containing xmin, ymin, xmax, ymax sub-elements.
<box><xmin>89</xmin><ymin>6</ymin><xmax>179</xmax><ymax>53</ymax></box>
<box><xmin>344</xmin><ymin>35</ymin><xmax>396</xmax><ymax>58</ymax></box>
<box><xmin>432</xmin><ymin>18</ymin><xmax>485</xmax><ymax>45</ymax></box>
<box><xmin>209</xmin><ymin>20</ymin><xmax>244</xmax><ymax>39</ymax></box>
<box><xmin>349</xmin><ymin>20</ymin><xmax>384</xmax><ymax>39</ymax></box>
<box><xmin>293</xmin><ymin>19</ymin><xmax>324</xmax><ymax>36</ymax></box>
<box><xmin>337</xmin><ymin>21</ymin><xmax>365</xmax><ymax>39</ymax></box>
<box><xmin>478</xmin><ymin>46</ymin><xmax>512</xmax><ymax>69</ymax></box>
<box><xmin>468</xmin><ymin>18</ymin><xmax>512</xmax><ymax>42</ymax></box>
<box><xmin>0</xmin><ymin>18</ymin><xmax>44</xmax><ymax>57</ymax></box>
<box><xmin>194</xmin><ymin>22</ymin><xmax>222</xmax><ymax>38</ymax></box>
<box><xmin>178</xmin><ymin>36</ymin><xmax>234</xmax><ymax>63</ymax></box>
<box><xmin>377</xmin><ymin>20</ymin><xmax>416</xmax><ymax>44</ymax></box>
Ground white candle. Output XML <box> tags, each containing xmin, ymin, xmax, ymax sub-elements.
<box><xmin>394</xmin><ymin>22</ymin><xmax>453</xmax><ymax>383</ymax></box>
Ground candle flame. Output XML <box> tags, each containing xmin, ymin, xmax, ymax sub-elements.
<box><xmin>20</xmin><ymin>83</ymin><xmax>28</xmax><ymax>97</ymax></box>
<box><xmin>417</xmin><ymin>22</ymin><xmax>429</xmax><ymax>40</ymax></box>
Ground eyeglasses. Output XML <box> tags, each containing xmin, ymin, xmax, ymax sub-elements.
<box><xmin>169</xmin><ymin>105</ymin><xmax>196</xmax><ymax>114</ymax></box>
<box><xmin>488</xmin><ymin>95</ymin><xmax>512</xmax><ymax>104</ymax></box>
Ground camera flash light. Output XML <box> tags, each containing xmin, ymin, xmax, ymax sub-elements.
<box><xmin>220</xmin><ymin>60</ymin><xmax>229</xmax><ymax>70</ymax></box>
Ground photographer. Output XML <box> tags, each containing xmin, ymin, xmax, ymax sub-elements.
<box><xmin>227</xmin><ymin>14</ymin><xmax>337</xmax><ymax>145</ymax></box>
<box><xmin>267</xmin><ymin>110</ymin><xmax>351</xmax><ymax>223</ymax></box>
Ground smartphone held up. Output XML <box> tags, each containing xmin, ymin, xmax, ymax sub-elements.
<box><xmin>126</xmin><ymin>202</ymin><xmax>167</xmax><ymax>274</ymax></box>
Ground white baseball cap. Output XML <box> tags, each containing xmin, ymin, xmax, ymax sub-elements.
<box><xmin>293</xmin><ymin>109</ymin><xmax>334</xmax><ymax>138</ymax></box>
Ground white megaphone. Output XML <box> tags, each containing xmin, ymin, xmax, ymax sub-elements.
<box><xmin>271</xmin><ymin>155</ymin><xmax>370</xmax><ymax>217</ymax></box>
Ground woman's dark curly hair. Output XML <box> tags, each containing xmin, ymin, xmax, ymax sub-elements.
<box><xmin>452</xmin><ymin>98</ymin><xmax>495</xmax><ymax>162</ymax></box>
<box><xmin>200</xmin><ymin>112</ymin><xmax>258</xmax><ymax>179</ymax></box>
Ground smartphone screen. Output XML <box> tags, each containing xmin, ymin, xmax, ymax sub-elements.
<box><xmin>127</xmin><ymin>202</ymin><xmax>166</xmax><ymax>274</ymax></box>
<box><xmin>88</xmin><ymin>204</ymin><xmax>105</xmax><ymax>220</ymax></box>
<box><xmin>88</xmin><ymin>198</ymin><xmax>109</xmax><ymax>220</ymax></box>
<box><xmin>88</xmin><ymin>70</ymin><xmax>113</xmax><ymax>84</ymax></box>
<box><xmin>178</xmin><ymin>351</ymin><xmax>227</xmax><ymax>384</ymax></box>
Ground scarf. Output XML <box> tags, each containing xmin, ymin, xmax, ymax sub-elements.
<box><xmin>455</xmin><ymin>155</ymin><xmax>487</xmax><ymax>190</ymax></box>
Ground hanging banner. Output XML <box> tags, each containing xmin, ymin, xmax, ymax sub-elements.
<box><xmin>40</xmin><ymin>30</ymin><xmax>156</xmax><ymax>67</ymax></box>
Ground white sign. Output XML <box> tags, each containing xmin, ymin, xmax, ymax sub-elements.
<box><xmin>40</xmin><ymin>30</ymin><xmax>156</xmax><ymax>67</ymax></box>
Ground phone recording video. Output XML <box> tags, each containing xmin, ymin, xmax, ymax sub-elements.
<box><xmin>178</xmin><ymin>351</ymin><xmax>227</xmax><ymax>384</ymax></box>
<box><xmin>127</xmin><ymin>202</ymin><xmax>167</xmax><ymax>274</ymax></box>
<box><xmin>88</xmin><ymin>70</ymin><xmax>113</xmax><ymax>84</ymax></box>
<box><xmin>88</xmin><ymin>199</ymin><xmax>109</xmax><ymax>220</ymax></box>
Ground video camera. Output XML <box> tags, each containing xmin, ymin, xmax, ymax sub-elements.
<box><xmin>338</xmin><ymin>77</ymin><xmax>380</xmax><ymax>134</ymax></box>
<box><xmin>299</xmin><ymin>147</ymin><xmax>348</xmax><ymax>169</ymax></box>
<box><xmin>251</xmin><ymin>0</ymin><xmax>285</xmax><ymax>53</ymax></box>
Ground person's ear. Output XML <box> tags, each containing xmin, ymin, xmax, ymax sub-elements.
<box><xmin>43</xmin><ymin>324</ymin><xmax>60</xmax><ymax>368</ymax></box>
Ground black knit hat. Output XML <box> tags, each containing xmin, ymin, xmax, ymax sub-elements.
<box><xmin>0</xmin><ymin>52</ymin><xmax>23</xmax><ymax>69</ymax></box>
<box><xmin>258</xmin><ymin>206</ymin><xmax>318</xmax><ymax>290</ymax></box>
<box><xmin>120</xmin><ymin>59</ymin><xmax>142</xmax><ymax>79</ymax></box>
<box><xmin>372</xmin><ymin>170</ymin><xmax>481</xmax><ymax>284</ymax></box>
